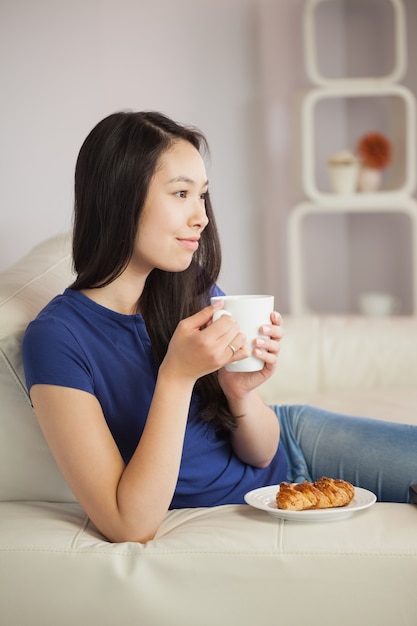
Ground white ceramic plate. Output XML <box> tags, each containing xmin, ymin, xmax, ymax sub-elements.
<box><xmin>244</xmin><ymin>484</ymin><xmax>376</xmax><ymax>522</ymax></box>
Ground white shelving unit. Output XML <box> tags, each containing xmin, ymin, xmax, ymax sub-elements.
<box><xmin>288</xmin><ymin>0</ymin><xmax>417</xmax><ymax>315</ymax></box>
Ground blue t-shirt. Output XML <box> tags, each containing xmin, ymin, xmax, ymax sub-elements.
<box><xmin>22</xmin><ymin>288</ymin><xmax>288</xmax><ymax>508</ymax></box>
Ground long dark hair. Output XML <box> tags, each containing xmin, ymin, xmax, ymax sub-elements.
<box><xmin>71</xmin><ymin>111</ymin><xmax>236</xmax><ymax>430</ymax></box>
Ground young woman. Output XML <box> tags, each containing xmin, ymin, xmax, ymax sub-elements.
<box><xmin>23</xmin><ymin>111</ymin><xmax>417</xmax><ymax>543</ymax></box>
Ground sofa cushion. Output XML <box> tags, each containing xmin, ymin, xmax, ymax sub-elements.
<box><xmin>1</xmin><ymin>500</ymin><xmax>417</xmax><ymax>625</ymax></box>
<box><xmin>0</xmin><ymin>234</ymin><xmax>76</xmax><ymax>501</ymax></box>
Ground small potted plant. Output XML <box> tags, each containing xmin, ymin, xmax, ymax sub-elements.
<box><xmin>356</xmin><ymin>132</ymin><xmax>392</xmax><ymax>192</ymax></box>
<box><xmin>327</xmin><ymin>149</ymin><xmax>359</xmax><ymax>194</ymax></box>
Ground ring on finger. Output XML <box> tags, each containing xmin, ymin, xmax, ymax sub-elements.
<box><xmin>228</xmin><ymin>344</ymin><xmax>237</xmax><ymax>356</ymax></box>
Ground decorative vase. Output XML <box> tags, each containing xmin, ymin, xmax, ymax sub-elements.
<box><xmin>357</xmin><ymin>167</ymin><xmax>382</xmax><ymax>192</ymax></box>
<box><xmin>327</xmin><ymin>162</ymin><xmax>359</xmax><ymax>194</ymax></box>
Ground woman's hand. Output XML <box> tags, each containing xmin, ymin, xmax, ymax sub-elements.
<box><xmin>215</xmin><ymin>310</ymin><xmax>284</xmax><ymax>468</ymax></box>
<box><xmin>217</xmin><ymin>311</ymin><xmax>284</xmax><ymax>400</ymax></box>
<box><xmin>161</xmin><ymin>301</ymin><xmax>249</xmax><ymax>383</ymax></box>
<box><xmin>163</xmin><ymin>303</ymin><xmax>284</xmax><ymax>402</ymax></box>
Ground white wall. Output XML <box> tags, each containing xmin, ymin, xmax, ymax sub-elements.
<box><xmin>1</xmin><ymin>0</ymin><xmax>416</xmax><ymax>314</ymax></box>
<box><xmin>0</xmin><ymin>0</ymin><xmax>263</xmax><ymax>296</ymax></box>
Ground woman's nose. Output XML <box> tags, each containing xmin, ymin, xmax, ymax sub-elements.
<box><xmin>191</xmin><ymin>199</ymin><xmax>209</xmax><ymax>230</ymax></box>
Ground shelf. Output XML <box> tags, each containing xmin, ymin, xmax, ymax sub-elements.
<box><xmin>288</xmin><ymin>198</ymin><xmax>417</xmax><ymax>315</ymax></box>
<box><xmin>299</xmin><ymin>191</ymin><xmax>415</xmax><ymax>210</ymax></box>
<box><xmin>301</xmin><ymin>84</ymin><xmax>416</xmax><ymax>202</ymax></box>
<box><xmin>304</xmin><ymin>0</ymin><xmax>407</xmax><ymax>87</ymax></box>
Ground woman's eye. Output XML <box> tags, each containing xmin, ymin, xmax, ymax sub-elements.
<box><xmin>200</xmin><ymin>192</ymin><xmax>207</xmax><ymax>201</ymax></box>
<box><xmin>176</xmin><ymin>190</ymin><xmax>187</xmax><ymax>198</ymax></box>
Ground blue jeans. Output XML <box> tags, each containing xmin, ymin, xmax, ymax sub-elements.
<box><xmin>273</xmin><ymin>404</ymin><xmax>417</xmax><ymax>503</ymax></box>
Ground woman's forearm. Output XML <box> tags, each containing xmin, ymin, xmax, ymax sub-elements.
<box><xmin>115</xmin><ymin>368</ymin><xmax>195</xmax><ymax>542</ymax></box>
<box><xmin>228</xmin><ymin>391</ymin><xmax>280</xmax><ymax>468</ymax></box>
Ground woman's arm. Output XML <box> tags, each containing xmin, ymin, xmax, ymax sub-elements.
<box><xmin>218</xmin><ymin>311</ymin><xmax>284</xmax><ymax>467</ymax></box>
<box><xmin>30</xmin><ymin>369</ymin><xmax>195</xmax><ymax>544</ymax></box>
<box><xmin>30</xmin><ymin>302</ymin><xmax>240</xmax><ymax>544</ymax></box>
<box><xmin>228</xmin><ymin>392</ymin><xmax>280</xmax><ymax>468</ymax></box>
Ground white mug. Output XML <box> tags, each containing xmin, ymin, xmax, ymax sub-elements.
<box><xmin>210</xmin><ymin>295</ymin><xmax>274</xmax><ymax>372</ymax></box>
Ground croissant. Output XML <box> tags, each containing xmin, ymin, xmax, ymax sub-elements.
<box><xmin>276</xmin><ymin>477</ymin><xmax>355</xmax><ymax>511</ymax></box>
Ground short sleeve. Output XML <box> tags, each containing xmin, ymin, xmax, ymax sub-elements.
<box><xmin>22</xmin><ymin>318</ymin><xmax>95</xmax><ymax>395</ymax></box>
<box><xmin>211</xmin><ymin>284</ymin><xmax>225</xmax><ymax>297</ymax></box>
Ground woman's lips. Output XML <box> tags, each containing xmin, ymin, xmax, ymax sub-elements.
<box><xmin>178</xmin><ymin>238</ymin><xmax>199</xmax><ymax>251</ymax></box>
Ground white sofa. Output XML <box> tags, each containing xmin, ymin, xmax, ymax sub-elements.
<box><xmin>1</xmin><ymin>234</ymin><xmax>417</xmax><ymax>626</ymax></box>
